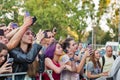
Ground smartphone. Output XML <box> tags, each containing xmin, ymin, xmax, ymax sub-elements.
<box><xmin>7</xmin><ymin>58</ymin><xmax>14</xmax><ymax>63</ymax></box>
<box><xmin>32</xmin><ymin>16</ymin><xmax>37</xmax><ymax>25</ymax></box>
<box><xmin>25</xmin><ymin>11</ymin><xmax>30</xmax><ymax>17</ymax></box>
<box><xmin>11</xmin><ymin>23</ymin><xmax>18</xmax><ymax>29</ymax></box>
<box><xmin>25</xmin><ymin>11</ymin><xmax>37</xmax><ymax>25</ymax></box>
<box><xmin>87</xmin><ymin>44</ymin><xmax>93</xmax><ymax>55</ymax></box>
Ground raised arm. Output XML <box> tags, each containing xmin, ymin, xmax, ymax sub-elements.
<box><xmin>76</xmin><ymin>50</ymin><xmax>90</xmax><ymax>73</ymax></box>
<box><xmin>6</xmin><ymin>28</ymin><xmax>19</xmax><ymax>40</ymax></box>
<box><xmin>45</xmin><ymin>58</ymin><xmax>65</xmax><ymax>74</ymax></box>
<box><xmin>7</xmin><ymin>16</ymin><xmax>33</xmax><ymax>50</ymax></box>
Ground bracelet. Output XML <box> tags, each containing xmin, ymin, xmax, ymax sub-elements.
<box><xmin>98</xmin><ymin>74</ymin><xmax>101</xmax><ymax>77</ymax></box>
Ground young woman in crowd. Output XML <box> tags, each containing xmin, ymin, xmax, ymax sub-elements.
<box><xmin>9</xmin><ymin>29</ymin><xmax>42</xmax><ymax>80</ymax></box>
<box><xmin>0</xmin><ymin>16</ymin><xmax>33</xmax><ymax>51</ymax></box>
<box><xmin>0</xmin><ymin>43</ymin><xmax>12</xmax><ymax>79</ymax></box>
<box><xmin>86</xmin><ymin>50</ymin><xmax>107</xmax><ymax>80</ymax></box>
<box><xmin>0</xmin><ymin>43</ymin><xmax>12</xmax><ymax>74</ymax></box>
<box><xmin>60</xmin><ymin>37</ymin><xmax>80</xmax><ymax>80</ymax></box>
<box><xmin>42</xmin><ymin>41</ymin><xmax>66</xmax><ymax>80</ymax></box>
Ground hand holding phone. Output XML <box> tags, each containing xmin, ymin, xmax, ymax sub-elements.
<box><xmin>87</xmin><ymin>44</ymin><xmax>93</xmax><ymax>55</ymax></box>
<box><xmin>25</xmin><ymin>11</ymin><xmax>37</xmax><ymax>25</ymax></box>
<box><xmin>7</xmin><ymin>58</ymin><xmax>14</xmax><ymax>63</ymax></box>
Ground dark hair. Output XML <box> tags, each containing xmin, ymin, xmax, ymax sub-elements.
<box><xmin>89</xmin><ymin>50</ymin><xmax>101</xmax><ymax>68</ymax></box>
<box><xmin>43</xmin><ymin>30</ymin><xmax>51</xmax><ymax>38</ymax></box>
<box><xmin>45</xmin><ymin>41</ymin><xmax>58</xmax><ymax>59</ymax></box>
<box><xmin>0</xmin><ymin>42</ymin><xmax>8</xmax><ymax>52</ymax></box>
<box><xmin>0</xmin><ymin>29</ymin><xmax>4</xmax><ymax>36</ymax></box>
<box><xmin>62</xmin><ymin>37</ymin><xmax>74</xmax><ymax>53</ymax></box>
<box><xmin>0</xmin><ymin>43</ymin><xmax>8</xmax><ymax>66</ymax></box>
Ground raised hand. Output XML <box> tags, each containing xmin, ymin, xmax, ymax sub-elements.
<box><xmin>36</xmin><ymin>29</ymin><xmax>44</xmax><ymax>43</ymax></box>
<box><xmin>23</xmin><ymin>16</ymin><xmax>33</xmax><ymax>27</ymax></box>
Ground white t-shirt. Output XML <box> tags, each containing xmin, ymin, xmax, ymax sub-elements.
<box><xmin>60</xmin><ymin>54</ymin><xmax>79</xmax><ymax>80</ymax></box>
<box><xmin>99</xmin><ymin>55</ymin><xmax>115</xmax><ymax>72</ymax></box>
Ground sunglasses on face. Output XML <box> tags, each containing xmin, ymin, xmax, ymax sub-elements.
<box><xmin>25</xmin><ymin>31</ymin><xmax>35</xmax><ymax>36</ymax></box>
<box><xmin>46</xmin><ymin>36</ymin><xmax>54</xmax><ymax>38</ymax></box>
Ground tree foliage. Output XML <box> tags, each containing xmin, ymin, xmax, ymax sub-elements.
<box><xmin>0</xmin><ymin>0</ymin><xmax>24</xmax><ymax>25</ymax></box>
<box><xmin>24</xmin><ymin>0</ymin><xmax>88</xmax><ymax>40</ymax></box>
<box><xmin>0</xmin><ymin>0</ymin><xmax>119</xmax><ymax>44</ymax></box>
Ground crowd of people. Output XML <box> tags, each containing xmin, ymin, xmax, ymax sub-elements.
<box><xmin>0</xmin><ymin>15</ymin><xmax>120</xmax><ymax>80</ymax></box>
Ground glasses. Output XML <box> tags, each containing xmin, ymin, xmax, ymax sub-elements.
<box><xmin>25</xmin><ymin>32</ymin><xmax>35</xmax><ymax>36</ymax></box>
<box><xmin>47</xmin><ymin>36</ymin><xmax>54</xmax><ymax>38</ymax></box>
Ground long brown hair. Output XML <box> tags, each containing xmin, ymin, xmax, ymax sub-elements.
<box><xmin>89</xmin><ymin>50</ymin><xmax>101</xmax><ymax>68</ymax></box>
<box><xmin>27</xmin><ymin>60</ymin><xmax>39</xmax><ymax>77</ymax></box>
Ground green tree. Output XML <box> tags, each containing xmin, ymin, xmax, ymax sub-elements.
<box><xmin>24</xmin><ymin>0</ymin><xmax>88</xmax><ymax>40</ymax></box>
<box><xmin>0</xmin><ymin>0</ymin><xmax>24</xmax><ymax>25</ymax></box>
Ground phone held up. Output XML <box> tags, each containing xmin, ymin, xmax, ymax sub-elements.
<box><xmin>25</xmin><ymin>11</ymin><xmax>37</xmax><ymax>25</ymax></box>
<box><xmin>11</xmin><ymin>23</ymin><xmax>18</xmax><ymax>29</ymax></box>
<box><xmin>87</xmin><ymin>44</ymin><xmax>93</xmax><ymax>55</ymax></box>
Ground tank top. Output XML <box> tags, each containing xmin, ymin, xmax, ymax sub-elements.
<box><xmin>42</xmin><ymin>60</ymin><xmax>61</xmax><ymax>80</ymax></box>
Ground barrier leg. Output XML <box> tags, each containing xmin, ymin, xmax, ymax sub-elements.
<box><xmin>39</xmin><ymin>73</ymin><xmax>42</xmax><ymax>80</ymax></box>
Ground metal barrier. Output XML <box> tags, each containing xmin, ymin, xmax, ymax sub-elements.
<box><xmin>0</xmin><ymin>70</ymin><xmax>53</xmax><ymax>80</ymax></box>
<box><xmin>0</xmin><ymin>72</ymin><xmax>27</xmax><ymax>80</ymax></box>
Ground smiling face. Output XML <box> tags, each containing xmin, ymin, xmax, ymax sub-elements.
<box><xmin>94</xmin><ymin>50</ymin><xmax>101</xmax><ymax>60</ymax></box>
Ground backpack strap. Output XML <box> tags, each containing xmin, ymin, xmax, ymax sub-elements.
<box><xmin>101</xmin><ymin>55</ymin><xmax>116</xmax><ymax>72</ymax></box>
<box><xmin>113</xmin><ymin>55</ymin><xmax>116</xmax><ymax>60</ymax></box>
<box><xmin>101</xmin><ymin>56</ymin><xmax>105</xmax><ymax>72</ymax></box>
<box><xmin>46</xmin><ymin>70</ymin><xmax>54</xmax><ymax>80</ymax></box>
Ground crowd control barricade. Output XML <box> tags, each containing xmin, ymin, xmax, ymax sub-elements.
<box><xmin>0</xmin><ymin>72</ymin><xmax>27</xmax><ymax>80</ymax></box>
<box><xmin>0</xmin><ymin>70</ymin><xmax>53</xmax><ymax>80</ymax></box>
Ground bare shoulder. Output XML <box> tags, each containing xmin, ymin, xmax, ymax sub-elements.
<box><xmin>45</xmin><ymin>58</ymin><xmax>52</xmax><ymax>63</ymax></box>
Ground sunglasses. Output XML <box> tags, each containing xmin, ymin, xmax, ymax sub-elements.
<box><xmin>25</xmin><ymin>31</ymin><xmax>35</xmax><ymax>37</ymax></box>
<box><xmin>47</xmin><ymin>36</ymin><xmax>54</xmax><ymax>38</ymax></box>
